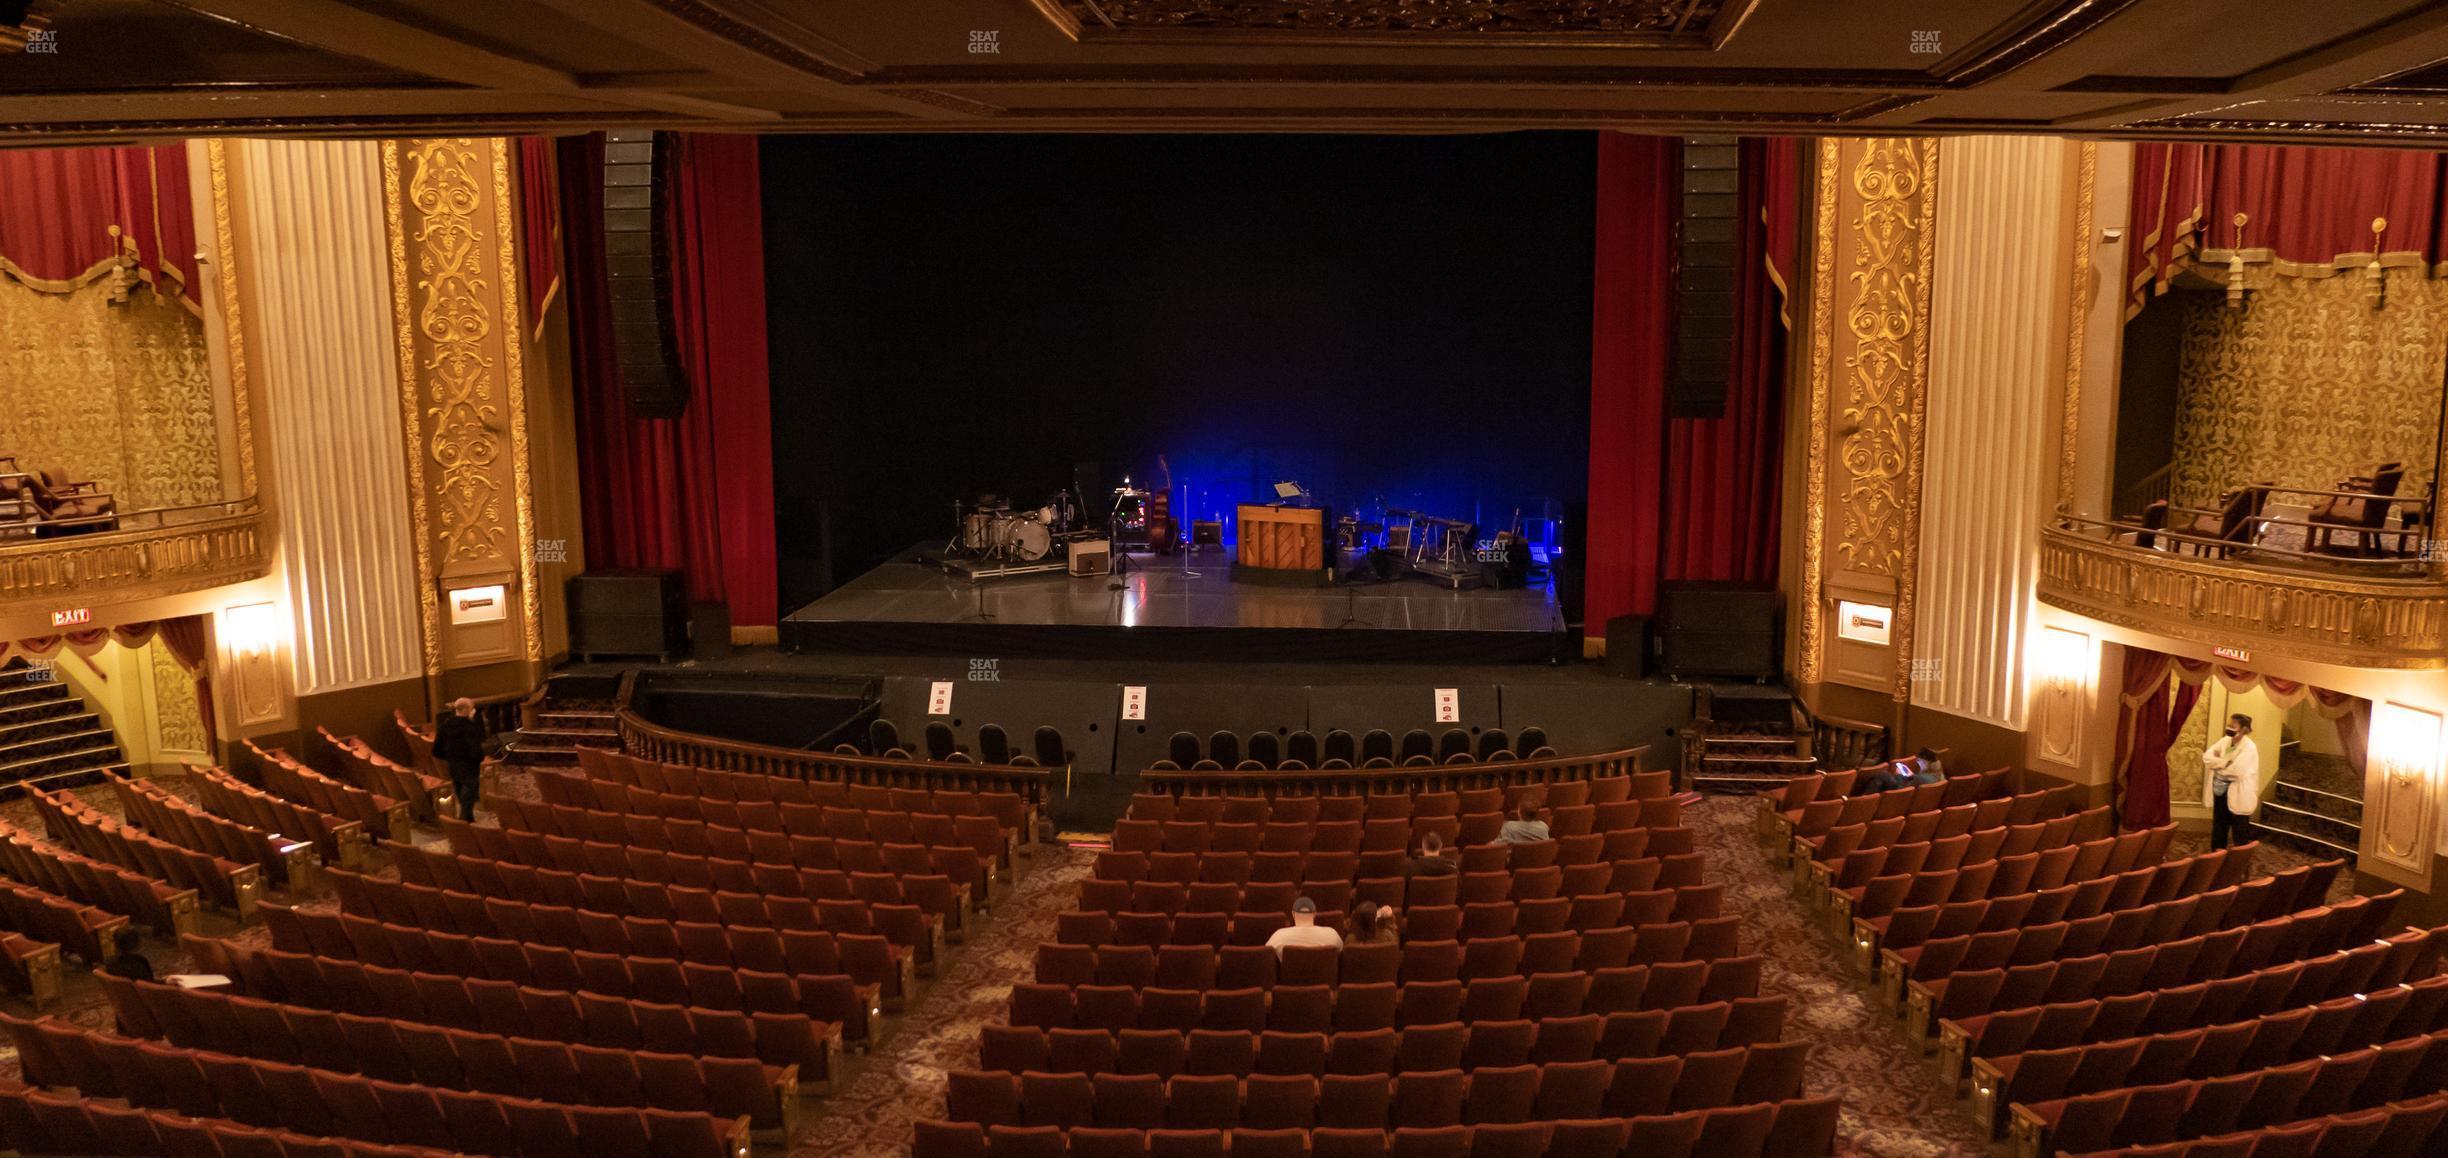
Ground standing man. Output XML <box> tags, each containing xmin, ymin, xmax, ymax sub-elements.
<box><xmin>434</xmin><ymin>697</ymin><xmax>488</xmax><ymax>822</ymax></box>
<box><xmin>2203</xmin><ymin>713</ymin><xmax>2261</xmax><ymax>849</ymax></box>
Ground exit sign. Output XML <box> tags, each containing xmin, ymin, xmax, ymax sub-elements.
<box><xmin>50</xmin><ymin>608</ymin><xmax>90</xmax><ymax>628</ymax></box>
<box><xmin>2212</xmin><ymin>646</ymin><xmax>2250</xmax><ymax>663</ymax></box>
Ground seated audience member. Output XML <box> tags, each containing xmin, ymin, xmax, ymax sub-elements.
<box><xmin>1405</xmin><ymin>831</ymin><xmax>1457</xmax><ymax>877</ymax></box>
<box><xmin>1858</xmin><ymin>759</ymin><xmax>1913</xmax><ymax>793</ymax></box>
<box><xmin>103</xmin><ymin>926</ymin><xmax>153</xmax><ymax>981</ymax></box>
<box><xmin>1347</xmin><ymin>900</ymin><xmax>1399</xmax><ymax>946</ymax></box>
<box><xmin>1909</xmin><ymin>747</ymin><xmax>1945</xmax><ymax>785</ymax></box>
<box><xmin>1496</xmin><ymin>803</ymin><xmax>1549</xmax><ymax>844</ymax></box>
<box><xmin>1265</xmin><ymin>896</ymin><xmax>1343</xmax><ymax>957</ymax></box>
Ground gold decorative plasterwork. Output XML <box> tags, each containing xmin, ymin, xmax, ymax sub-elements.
<box><xmin>0</xmin><ymin>278</ymin><xmax>220</xmax><ymax>509</ymax></box>
<box><xmin>205</xmin><ymin>140</ymin><xmax>256</xmax><ymax>498</ymax></box>
<box><xmin>490</xmin><ymin>139</ymin><xmax>541</xmax><ymax>663</ymax></box>
<box><xmin>2059</xmin><ymin>141</ymin><xmax>2096</xmax><ymax>513</ymax></box>
<box><xmin>2036</xmin><ymin>526</ymin><xmax>2448</xmax><ymax>669</ymax></box>
<box><xmin>1797</xmin><ymin>139</ymin><xmax>1840</xmax><ymax>685</ymax></box>
<box><xmin>385</xmin><ymin>137</ymin><xmax>542</xmax><ymax>672</ymax></box>
<box><xmin>0</xmin><ymin>504</ymin><xmax>269</xmax><ymax>615</ymax></box>
<box><xmin>149</xmin><ymin>640</ymin><xmax>206</xmax><ymax>754</ymax></box>
<box><xmin>2166</xmin><ymin>269</ymin><xmax>2447</xmax><ymax>512</ymax></box>
<box><xmin>381</xmin><ymin>141</ymin><xmax>443</xmax><ymax>677</ymax></box>
<box><xmin>1824</xmin><ymin>138</ymin><xmax>1939</xmax><ymax>702</ymax></box>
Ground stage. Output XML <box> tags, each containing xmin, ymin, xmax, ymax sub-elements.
<box><xmin>781</xmin><ymin>543</ymin><xmax>1571</xmax><ymax>664</ymax></box>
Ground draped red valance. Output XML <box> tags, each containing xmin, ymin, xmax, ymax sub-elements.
<box><xmin>0</xmin><ymin>143</ymin><xmax>199</xmax><ymax>308</ymax></box>
<box><xmin>2127</xmin><ymin>142</ymin><xmax>2448</xmax><ymax>317</ymax></box>
<box><xmin>2111</xmin><ymin>646</ymin><xmax>2370</xmax><ymax>830</ymax></box>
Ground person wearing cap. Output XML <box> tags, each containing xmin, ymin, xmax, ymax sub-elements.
<box><xmin>1265</xmin><ymin>896</ymin><xmax>1343</xmax><ymax>957</ymax></box>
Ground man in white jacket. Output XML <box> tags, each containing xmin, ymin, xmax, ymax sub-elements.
<box><xmin>2203</xmin><ymin>713</ymin><xmax>2261</xmax><ymax>849</ymax></box>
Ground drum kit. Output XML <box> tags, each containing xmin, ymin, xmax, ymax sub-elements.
<box><xmin>951</xmin><ymin>494</ymin><xmax>1071</xmax><ymax>565</ymax></box>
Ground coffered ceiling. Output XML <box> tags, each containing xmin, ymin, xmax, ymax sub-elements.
<box><xmin>7</xmin><ymin>0</ymin><xmax>2448</xmax><ymax>145</ymax></box>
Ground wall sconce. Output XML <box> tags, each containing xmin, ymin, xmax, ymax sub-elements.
<box><xmin>224</xmin><ymin>601</ymin><xmax>285</xmax><ymax>656</ymax></box>
<box><xmin>2034</xmin><ymin>626</ymin><xmax>2089</xmax><ymax>763</ymax></box>
<box><xmin>2370</xmin><ymin>702</ymin><xmax>2441</xmax><ymax>864</ymax></box>
<box><xmin>2225</xmin><ymin>212</ymin><xmax>2251</xmax><ymax>309</ymax></box>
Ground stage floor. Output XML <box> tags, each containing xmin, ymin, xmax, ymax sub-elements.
<box><xmin>781</xmin><ymin>544</ymin><xmax>1569</xmax><ymax>663</ymax></box>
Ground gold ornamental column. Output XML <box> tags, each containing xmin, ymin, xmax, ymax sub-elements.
<box><xmin>1795</xmin><ymin>138</ymin><xmax>1940</xmax><ymax>728</ymax></box>
<box><xmin>383</xmin><ymin>138</ymin><xmax>544</xmax><ymax>698</ymax></box>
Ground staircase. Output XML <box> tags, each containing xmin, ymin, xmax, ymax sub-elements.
<box><xmin>503</xmin><ymin>673</ymin><xmax>622</xmax><ymax>768</ymax></box>
<box><xmin>0</xmin><ymin>660</ymin><xmax>130</xmax><ymax>799</ymax></box>
<box><xmin>2252</xmin><ymin>753</ymin><xmax>2363</xmax><ymax>863</ymax></box>
<box><xmin>1685</xmin><ymin>687</ymin><xmax>1818</xmax><ymax>793</ymax></box>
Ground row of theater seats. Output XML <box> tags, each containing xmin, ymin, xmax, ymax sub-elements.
<box><xmin>530</xmin><ymin>771</ymin><xmax>1020</xmax><ymax>868</ymax></box>
<box><xmin>1088</xmin><ymin>827</ymin><xmax>1690</xmax><ymax>882</ymax></box>
<box><xmin>317</xmin><ymin>726</ymin><xmax>453</xmax><ymax>823</ymax></box>
<box><xmin>187</xmin><ymin>935</ymin><xmax>839</xmax><ymax>1072</ymax></box>
<box><xmin>246</xmin><ymin>742</ymin><xmax>410</xmax><ymax>842</ymax></box>
<box><xmin>1107</xmin><ymin>806</ymin><xmax>1676</xmax><ymax>856</ymax></box>
<box><xmin>443</xmin><ymin>817</ymin><xmax>1003</xmax><ymax>915</ymax></box>
<box><xmin>2060</xmin><ymin>1090</ymin><xmax>2448</xmax><ymax>1157</ymax></box>
<box><xmin>29</xmin><ymin>783</ymin><xmax>260</xmax><ymax>915</ymax></box>
<box><xmin>2</xmin><ymin>1011</ymin><xmax>753</xmax><ymax>1158</ymax></box>
<box><xmin>912</xmin><ymin>1102</ymin><xmax>1842</xmax><ymax>1158</ymax></box>
<box><xmin>1047</xmin><ymin>903</ymin><xmax>1736</xmax><ymax>962</ymax></box>
<box><xmin>184</xmin><ymin>762</ymin><xmax>370</xmax><ymax>868</ymax></box>
<box><xmin>863</xmin><ymin>717</ymin><xmax>1071</xmax><ymax>768</ymax></box>
<box><xmin>1028</xmin><ymin>936</ymin><xmax>1751</xmax><ymax>997</ymax></box>
<box><xmin>341</xmin><ymin>858</ymin><xmax>945</xmax><ymax>981</ymax></box>
<box><xmin>577</xmin><ymin>744</ymin><xmax>1040</xmax><ymax>834</ymax></box>
<box><xmin>492</xmin><ymin>795</ymin><xmax>1014</xmax><ymax>883</ymax></box>
<box><xmin>0</xmin><ymin>458</ymin><xmax>118</xmax><ymax>537</ymax></box>
<box><xmin>1749</xmin><ymin>754</ymin><xmax>2448</xmax><ymax>1157</ymax></box>
<box><xmin>94</xmin><ymin>974</ymin><xmax>803</xmax><ymax>1132</ymax></box>
<box><xmin>1145</xmin><ymin>725</ymin><xmax>1556</xmax><ymax>772</ymax></box>
<box><xmin>1755</xmin><ymin>766</ymin><xmax>2014</xmax><ymax>852</ymax></box>
<box><xmin>111</xmin><ymin>775</ymin><xmax>311</xmax><ymax>890</ymax></box>
<box><xmin>0</xmin><ymin>817</ymin><xmax>196</xmax><ymax>934</ymax></box>
<box><xmin>1129</xmin><ymin>774</ymin><xmax>1664</xmax><ymax>825</ymax></box>
<box><xmin>1073</xmin><ymin>856</ymin><xmax>1706</xmax><ymax>916</ymax></box>
<box><xmin>944</xmin><ymin>1048</ymin><xmax>1813</xmax><ymax>1130</ymax></box>
<box><xmin>1009</xmin><ymin>971</ymin><xmax>1768</xmax><ymax>1041</ymax></box>
<box><xmin>1852</xmin><ymin>843</ymin><xmax>2274</xmax><ymax>969</ymax></box>
<box><xmin>976</xmin><ymin>997</ymin><xmax>1784</xmax><ymax>1075</ymax></box>
<box><xmin>0</xmin><ymin>1080</ymin><xmax>454</xmax><ymax>1158</ymax></box>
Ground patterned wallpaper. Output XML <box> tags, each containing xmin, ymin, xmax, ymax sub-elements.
<box><xmin>148</xmin><ymin>641</ymin><xmax>206</xmax><ymax>755</ymax></box>
<box><xmin>0</xmin><ymin>279</ymin><xmax>223</xmax><ymax>509</ymax></box>
<box><xmin>2169</xmin><ymin>273</ymin><xmax>2448</xmax><ymax>512</ymax></box>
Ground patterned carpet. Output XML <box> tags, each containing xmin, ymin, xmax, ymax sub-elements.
<box><xmin>1682</xmin><ymin>794</ymin><xmax>1990</xmax><ymax>1157</ymax></box>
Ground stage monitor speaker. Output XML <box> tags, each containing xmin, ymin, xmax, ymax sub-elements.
<box><xmin>568</xmin><ymin>569</ymin><xmax>686</xmax><ymax>661</ymax></box>
<box><xmin>1672</xmin><ymin>135</ymin><xmax>1740</xmax><ymax>420</ymax></box>
<box><xmin>1655</xmin><ymin>581</ymin><xmax>1777</xmax><ymax>681</ymax></box>
<box><xmin>1068</xmin><ymin>539</ymin><xmax>1113</xmax><ymax>577</ymax></box>
<box><xmin>602</xmin><ymin>130</ymin><xmax>691</xmax><ymax>420</ymax></box>
<box><xmin>1604</xmin><ymin>614</ymin><xmax>1651</xmax><ymax>680</ymax></box>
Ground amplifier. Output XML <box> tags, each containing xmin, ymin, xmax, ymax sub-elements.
<box><xmin>1068</xmin><ymin>539</ymin><xmax>1113</xmax><ymax>577</ymax></box>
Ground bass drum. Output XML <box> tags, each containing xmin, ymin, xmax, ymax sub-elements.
<box><xmin>1007</xmin><ymin>517</ymin><xmax>1052</xmax><ymax>562</ymax></box>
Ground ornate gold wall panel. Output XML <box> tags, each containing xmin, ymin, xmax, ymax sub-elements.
<box><xmin>1801</xmin><ymin>137</ymin><xmax>1939</xmax><ymax>702</ymax></box>
<box><xmin>148</xmin><ymin>639</ymin><xmax>206</xmax><ymax>754</ymax></box>
<box><xmin>0</xmin><ymin>279</ymin><xmax>222</xmax><ymax>509</ymax></box>
<box><xmin>384</xmin><ymin>138</ymin><xmax>540</xmax><ymax>672</ymax></box>
<box><xmin>2168</xmin><ymin>272</ymin><xmax>2448</xmax><ymax>510</ymax></box>
<box><xmin>2037</xmin><ymin>526</ymin><xmax>2448</xmax><ymax>669</ymax></box>
<box><xmin>0</xmin><ymin>506</ymin><xmax>269</xmax><ymax>614</ymax></box>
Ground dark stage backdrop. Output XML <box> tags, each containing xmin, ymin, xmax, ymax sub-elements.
<box><xmin>761</xmin><ymin>133</ymin><xmax>1595</xmax><ymax>608</ymax></box>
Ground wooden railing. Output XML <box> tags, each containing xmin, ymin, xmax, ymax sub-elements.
<box><xmin>0</xmin><ymin>499</ymin><xmax>269</xmax><ymax>615</ymax></box>
<box><xmin>1804</xmin><ymin>709</ymin><xmax>1889</xmax><ymax>771</ymax></box>
<box><xmin>615</xmin><ymin>695</ymin><xmax>1054</xmax><ymax>806</ymax></box>
<box><xmin>1138</xmin><ymin>745</ymin><xmax>1650</xmax><ymax>798</ymax></box>
<box><xmin>2038</xmin><ymin>522</ymin><xmax>2448</xmax><ymax>669</ymax></box>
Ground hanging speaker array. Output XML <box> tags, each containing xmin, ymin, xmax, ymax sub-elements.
<box><xmin>601</xmin><ymin>130</ymin><xmax>690</xmax><ymax>419</ymax></box>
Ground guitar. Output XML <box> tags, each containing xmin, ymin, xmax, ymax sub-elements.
<box><xmin>1148</xmin><ymin>454</ymin><xmax>1177</xmax><ymax>554</ymax></box>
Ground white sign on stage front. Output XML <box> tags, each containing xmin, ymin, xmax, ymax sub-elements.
<box><xmin>1122</xmin><ymin>686</ymin><xmax>1148</xmax><ymax>721</ymax></box>
<box><xmin>1434</xmin><ymin>688</ymin><xmax>1460</xmax><ymax>723</ymax></box>
<box><xmin>928</xmin><ymin>681</ymin><xmax>954</xmax><ymax>715</ymax></box>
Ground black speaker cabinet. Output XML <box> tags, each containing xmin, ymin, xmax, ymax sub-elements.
<box><xmin>568</xmin><ymin>569</ymin><xmax>686</xmax><ymax>661</ymax></box>
<box><xmin>1656</xmin><ymin>582</ymin><xmax>1778</xmax><ymax>681</ymax></box>
<box><xmin>1604</xmin><ymin>614</ymin><xmax>1652</xmax><ymax>680</ymax></box>
<box><xmin>602</xmin><ymin>130</ymin><xmax>690</xmax><ymax>419</ymax></box>
<box><xmin>689</xmin><ymin>601</ymin><xmax>733</xmax><ymax>661</ymax></box>
<box><xmin>1672</xmin><ymin>136</ymin><xmax>1741</xmax><ymax>419</ymax></box>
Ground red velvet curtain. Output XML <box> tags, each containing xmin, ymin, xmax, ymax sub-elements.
<box><xmin>1662</xmin><ymin>137</ymin><xmax>1792</xmax><ymax>586</ymax></box>
<box><xmin>2127</xmin><ymin>143</ymin><xmax>2448</xmax><ymax>316</ymax></box>
<box><xmin>2113</xmin><ymin>648</ymin><xmax>2203</xmax><ymax>831</ymax></box>
<box><xmin>516</xmin><ymin>137</ymin><xmax>561</xmax><ymax>338</ymax></box>
<box><xmin>156</xmin><ymin>616</ymin><xmax>216</xmax><ymax>754</ymax></box>
<box><xmin>1584</xmin><ymin>133</ymin><xmax>1680</xmax><ymax>631</ymax></box>
<box><xmin>560</xmin><ymin>133</ymin><xmax>780</xmax><ymax>627</ymax></box>
<box><xmin>0</xmin><ymin>143</ymin><xmax>198</xmax><ymax>307</ymax></box>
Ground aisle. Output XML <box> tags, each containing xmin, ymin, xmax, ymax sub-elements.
<box><xmin>1685</xmin><ymin>795</ymin><xmax>1989</xmax><ymax>1157</ymax></box>
<box><xmin>793</xmin><ymin>843</ymin><xmax>1093</xmax><ymax>1156</ymax></box>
